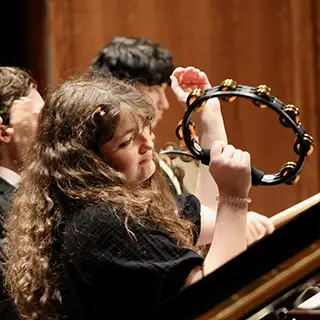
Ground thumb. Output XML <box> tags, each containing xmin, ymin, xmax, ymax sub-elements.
<box><xmin>170</xmin><ymin>75</ymin><xmax>187</xmax><ymax>104</ymax></box>
<box><xmin>170</xmin><ymin>75</ymin><xmax>179</xmax><ymax>89</ymax></box>
<box><xmin>210</xmin><ymin>140</ymin><xmax>226</xmax><ymax>161</ymax></box>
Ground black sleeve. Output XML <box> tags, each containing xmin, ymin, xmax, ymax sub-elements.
<box><xmin>175</xmin><ymin>193</ymin><xmax>201</xmax><ymax>243</ymax></box>
<box><xmin>62</xmin><ymin>204</ymin><xmax>203</xmax><ymax>318</ymax></box>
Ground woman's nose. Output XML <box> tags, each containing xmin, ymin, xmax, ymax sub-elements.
<box><xmin>140</xmin><ymin>127</ymin><xmax>154</xmax><ymax>150</ymax></box>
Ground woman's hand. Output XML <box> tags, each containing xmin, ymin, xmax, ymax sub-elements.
<box><xmin>209</xmin><ymin>141</ymin><xmax>251</xmax><ymax>199</ymax></box>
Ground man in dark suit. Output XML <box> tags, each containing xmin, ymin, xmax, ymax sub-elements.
<box><xmin>0</xmin><ymin>177</ymin><xmax>17</xmax><ymax>318</ymax></box>
<box><xmin>0</xmin><ymin>67</ymin><xmax>44</xmax><ymax>319</ymax></box>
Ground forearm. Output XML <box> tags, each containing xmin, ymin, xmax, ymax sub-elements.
<box><xmin>203</xmin><ymin>202</ymin><xmax>247</xmax><ymax>274</ymax></box>
<box><xmin>184</xmin><ymin>202</ymin><xmax>248</xmax><ymax>287</ymax></box>
<box><xmin>195</xmin><ymin>106</ymin><xmax>228</xmax><ymax>213</ymax></box>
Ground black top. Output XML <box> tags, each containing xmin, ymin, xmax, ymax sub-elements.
<box><xmin>58</xmin><ymin>194</ymin><xmax>203</xmax><ymax>319</ymax></box>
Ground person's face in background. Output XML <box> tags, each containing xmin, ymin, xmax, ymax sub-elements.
<box><xmin>138</xmin><ymin>83</ymin><xmax>169</xmax><ymax>128</ymax></box>
<box><xmin>0</xmin><ymin>88</ymin><xmax>44</xmax><ymax>164</ymax></box>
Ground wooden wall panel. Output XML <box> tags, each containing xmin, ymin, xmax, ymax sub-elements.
<box><xmin>24</xmin><ymin>0</ymin><xmax>48</xmax><ymax>92</ymax></box>
<box><xmin>47</xmin><ymin>0</ymin><xmax>320</xmax><ymax>216</ymax></box>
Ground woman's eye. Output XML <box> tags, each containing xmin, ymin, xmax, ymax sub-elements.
<box><xmin>119</xmin><ymin>137</ymin><xmax>133</xmax><ymax>148</ymax></box>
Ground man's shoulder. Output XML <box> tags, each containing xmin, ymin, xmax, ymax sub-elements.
<box><xmin>0</xmin><ymin>178</ymin><xmax>15</xmax><ymax>215</ymax></box>
<box><xmin>0</xmin><ymin>177</ymin><xmax>14</xmax><ymax>193</ymax></box>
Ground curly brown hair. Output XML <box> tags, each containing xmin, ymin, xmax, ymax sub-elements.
<box><xmin>4</xmin><ymin>73</ymin><xmax>196</xmax><ymax>319</ymax></box>
<box><xmin>0</xmin><ymin>67</ymin><xmax>36</xmax><ymax>124</ymax></box>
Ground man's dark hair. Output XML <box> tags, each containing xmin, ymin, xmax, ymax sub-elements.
<box><xmin>90</xmin><ymin>37</ymin><xmax>175</xmax><ymax>86</ymax></box>
<box><xmin>0</xmin><ymin>67</ymin><xmax>36</xmax><ymax>124</ymax></box>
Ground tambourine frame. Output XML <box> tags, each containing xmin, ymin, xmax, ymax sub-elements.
<box><xmin>181</xmin><ymin>84</ymin><xmax>310</xmax><ymax>186</ymax></box>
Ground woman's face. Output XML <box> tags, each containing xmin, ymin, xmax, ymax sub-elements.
<box><xmin>101</xmin><ymin>109</ymin><xmax>156</xmax><ymax>184</ymax></box>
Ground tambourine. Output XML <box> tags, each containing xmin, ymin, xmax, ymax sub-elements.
<box><xmin>172</xmin><ymin>79</ymin><xmax>314</xmax><ymax>186</ymax></box>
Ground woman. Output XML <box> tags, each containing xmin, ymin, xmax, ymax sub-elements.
<box><xmin>4</xmin><ymin>73</ymin><xmax>251</xmax><ymax>319</ymax></box>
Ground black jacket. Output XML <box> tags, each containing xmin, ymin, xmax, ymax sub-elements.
<box><xmin>0</xmin><ymin>177</ymin><xmax>19</xmax><ymax>319</ymax></box>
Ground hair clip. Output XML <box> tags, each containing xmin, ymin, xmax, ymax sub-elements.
<box><xmin>94</xmin><ymin>105</ymin><xmax>106</xmax><ymax>116</ymax></box>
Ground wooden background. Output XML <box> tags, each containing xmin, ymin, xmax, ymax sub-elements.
<box><xmin>16</xmin><ymin>0</ymin><xmax>320</xmax><ymax>217</ymax></box>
